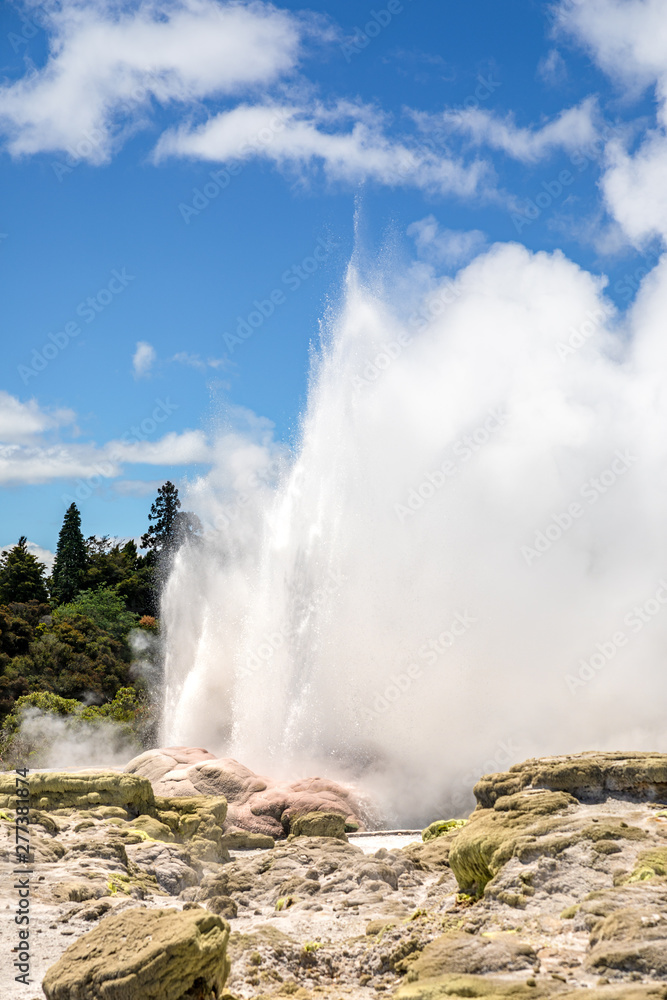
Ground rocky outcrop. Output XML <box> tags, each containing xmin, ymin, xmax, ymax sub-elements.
<box><xmin>474</xmin><ymin>751</ymin><xmax>667</xmax><ymax>808</ymax></box>
<box><xmin>124</xmin><ymin>746</ymin><xmax>368</xmax><ymax>837</ymax></box>
<box><xmin>0</xmin><ymin>769</ymin><xmax>155</xmax><ymax>815</ymax></box>
<box><xmin>42</xmin><ymin>907</ymin><xmax>230</xmax><ymax>999</ymax></box>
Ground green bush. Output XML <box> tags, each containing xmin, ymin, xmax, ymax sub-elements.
<box><xmin>53</xmin><ymin>587</ymin><xmax>138</xmax><ymax>642</ymax></box>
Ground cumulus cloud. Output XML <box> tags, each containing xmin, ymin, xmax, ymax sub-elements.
<box><xmin>0</xmin><ymin>1</ymin><xmax>497</xmax><ymax>201</ymax></box>
<box><xmin>132</xmin><ymin>341</ymin><xmax>156</xmax><ymax>378</ymax></box>
<box><xmin>0</xmin><ymin>0</ymin><xmax>307</xmax><ymax>160</ymax></box>
<box><xmin>555</xmin><ymin>0</ymin><xmax>667</xmax><ymax>99</ymax></box>
<box><xmin>555</xmin><ymin>0</ymin><xmax>667</xmax><ymax>245</ymax></box>
<box><xmin>0</xmin><ymin>390</ymin><xmax>75</xmax><ymax>443</ymax></box>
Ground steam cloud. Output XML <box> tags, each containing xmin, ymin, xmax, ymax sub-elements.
<box><xmin>161</xmin><ymin>238</ymin><xmax>667</xmax><ymax>826</ymax></box>
<box><xmin>15</xmin><ymin>708</ymin><xmax>140</xmax><ymax>769</ymax></box>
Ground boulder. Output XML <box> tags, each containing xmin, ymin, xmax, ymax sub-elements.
<box><xmin>42</xmin><ymin>907</ymin><xmax>230</xmax><ymax>1000</ymax></box>
<box><xmin>289</xmin><ymin>811</ymin><xmax>347</xmax><ymax>839</ymax></box>
<box><xmin>125</xmin><ymin>747</ymin><xmax>368</xmax><ymax>838</ymax></box>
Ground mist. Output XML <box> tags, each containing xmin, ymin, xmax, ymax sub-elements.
<box><xmin>160</xmin><ymin>239</ymin><xmax>667</xmax><ymax>826</ymax></box>
<box><xmin>13</xmin><ymin>707</ymin><xmax>141</xmax><ymax>769</ymax></box>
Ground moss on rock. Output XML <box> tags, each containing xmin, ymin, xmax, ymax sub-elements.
<box><xmin>42</xmin><ymin>907</ymin><xmax>231</xmax><ymax>1000</ymax></box>
<box><xmin>422</xmin><ymin>819</ymin><xmax>467</xmax><ymax>842</ymax></box>
<box><xmin>448</xmin><ymin>789</ymin><xmax>576</xmax><ymax>897</ymax></box>
<box><xmin>288</xmin><ymin>811</ymin><xmax>347</xmax><ymax>839</ymax></box>
<box><xmin>474</xmin><ymin>751</ymin><xmax>667</xmax><ymax>809</ymax></box>
<box><xmin>0</xmin><ymin>770</ymin><xmax>155</xmax><ymax>815</ymax></box>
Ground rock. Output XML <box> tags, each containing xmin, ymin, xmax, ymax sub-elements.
<box><xmin>127</xmin><ymin>842</ymin><xmax>202</xmax><ymax>895</ymax></box>
<box><xmin>219</xmin><ymin>827</ymin><xmax>275</xmax><ymax>850</ymax></box>
<box><xmin>395</xmin><ymin>975</ymin><xmax>667</xmax><ymax>998</ymax></box>
<box><xmin>289</xmin><ymin>811</ymin><xmax>347</xmax><ymax>839</ymax></box>
<box><xmin>448</xmin><ymin>788</ymin><xmax>578</xmax><ymax>896</ymax></box>
<box><xmin>129</xmin><ymin>814</ymin><xmax>175</xmax><ymax>843</ymax></box>
<box><xmin>474</xmin><ymin>751</ymin><xmax>667</xmax><ymax>808</ymax></box>
<box><xmin>206</xmin><ymin>895</ymin><xmax>239</xmax><ymax>919</ymax></box>
<box><xmin>0</xmin><ymin>770</ymin><xmax>155</xmax><ymax>815</ymax></box>
<box><xmin>408</xmin><ymin>930</ymin><xmax>537</xmax><ymax>977</ymax></box>
<box><xmin>587</xmin><ymin>904</ymin><xmax>667</xmax><ymax>975</ymax></box>
<box><xmin>125</xmin><ymin>747</ymin><xmax>368</xmax><ymax>838</ymax></box>
<box><xmin>422</xmin><ymin>819</ymin><xmax>467</xmax><ymax>842</ymax></box>
<box><xmin>42</xmin><ymin>907</ymin><xmax>231</xmax><ymax>1000</ymax></box>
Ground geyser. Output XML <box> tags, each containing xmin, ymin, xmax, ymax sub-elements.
<box><xmin>161</xmin><ymin>240</ymin><xmax>667</xmax><ymax>826</ymax></box>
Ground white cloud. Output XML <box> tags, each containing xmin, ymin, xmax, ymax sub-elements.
<box><xmin>0</xmin><ymin>0</ymin><xmax>497</xmax><ymax>201</ymax></box>
<box><xmin>0</xmin><ymin>391</ymin><xmax>213</xmax><ymax>486</ymax></box>
<box><xmin>439</xmin><ymin>97</ymin><xmax>600</xmax><ymax>164</ymax></box>
<box><xmin>555</xmin><ymin>0</ymin><xmax>667</xmax><ymax>100</ymax></box>
<box><xmin>555</xmin><ymin>0</ymin><xmax>667</xmax><ymax>244</ymax></box>
<box><xmin>154</xmin><ymin>100</ymin><xmax>491</xmax><ymax>197</ymax></box>
<box><xmin>171</xmin><ymin>352</ymin><xmax>228</xmax><ymax>371</ymax></box>
<box><xmin>407</xmin><ymin>216</ymin><xmax>487</xmax><ymax>268</ymax></box>
<box><xmin>0</xmin><ymin>391</ymin><xmax>75</xmax><ymax>443</ymax></box>
<box><xmin>132</xmin><ymin>341</ymin><xmax>157</xmax><ymax>378</ymax></box>
<box><xmin>537</xmin><ymin>49</ymin><xmax>568</xmax><ymax>86</ymax></box>
<box><xmin>0</xmin><ymin>0</ymin><xmax>307</xmax><ymax>160</ymax></box>
<box><xmin>108</xmin><ymin>430</ymin><xmax>212</xmax><ymax>465</ymax></box>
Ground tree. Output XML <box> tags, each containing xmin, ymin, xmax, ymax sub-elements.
<box><xmin>50</xmin><ymin>503</ymin><xmax>87</xmax><ymax>605</ymax></box>
<box><xmin>0</xmin><ymin>537</ymin><xmax>48</xmax><ymax>604</ymax></box>
<box><xmin>140</xmin><ymin>482</ymin><xmax>201</xmax><ymax>557</ymax></box>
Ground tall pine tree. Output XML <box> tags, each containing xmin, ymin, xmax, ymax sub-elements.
<box><xmin>51</xmin><ymin>503</ymin><xmax>87</xmax><ymax>605</ymax></box>
<box><xmin>141</xmin><ymin>482</ymin><xmax>201</xmax><ymax>557</ymax></box>
<box><xmin>0</xmin><ymin>537</ymin><xmax>49</xmax><ymax>604</ymax></box>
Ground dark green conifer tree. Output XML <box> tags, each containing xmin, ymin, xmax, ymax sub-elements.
<box><xmin>50</xmin><ymin>503</ymin><xmax>87</xmax><ymax>605</ymax></box>
<box><xmin>140</xmin><ymin>481</ymin><xmax>201</xmax><ymax>557</ymax></box>
<box><xmin>0</xmin><ymin>536</ymin><xmax>49</xmax><ymax>604</ymax></box>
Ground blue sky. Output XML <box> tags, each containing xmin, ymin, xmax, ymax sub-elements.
<box><xmin>1</xmin><ymin>0</ymin><xmax>665</xmax><ymax>559</ymax></box>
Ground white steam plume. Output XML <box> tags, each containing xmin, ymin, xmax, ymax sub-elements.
<box><xmin>161</xmin><ymin>240</ymin><xmax>667</xmax><ymax>826</ymax></box>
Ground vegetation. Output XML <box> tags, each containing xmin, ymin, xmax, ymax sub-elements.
<box><xmin>0</xmin><ymin>536</ymin><xmax>48</xmax><ymax>604</ymax></box>
<box><xmin>0</xmin><ymin>482</ymin><xmax>199</xmax><ymax>767</ymax></box>
<box><xmin>51</xmin><ymin>503</ymin><xmax>88</xmax><ymax>604</ymax></box>
<box><xmin>140</xmin><ymin>480</ymin><xmax>202</xmax><ymax>558</ymax></box>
